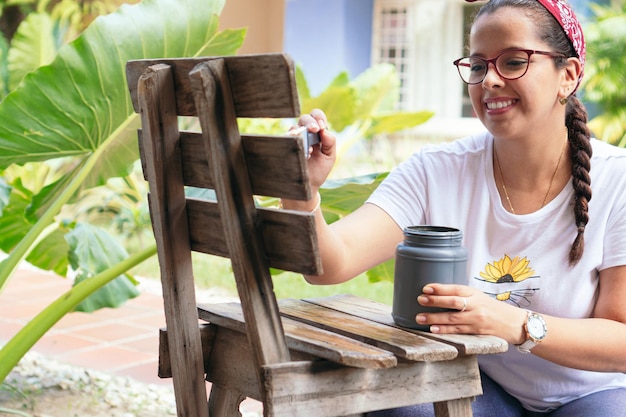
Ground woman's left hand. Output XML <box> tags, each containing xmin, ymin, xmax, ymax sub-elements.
<box><xmin>415</xmin><ymin>283</ymin><xmax>527</xmax><ymax>344</ymax></box>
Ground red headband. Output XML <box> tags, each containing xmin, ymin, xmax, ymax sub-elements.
<box><xmin>466</xmin><ymin>0</ymin><xmax>585</xmax><ymax>91</ymax></box>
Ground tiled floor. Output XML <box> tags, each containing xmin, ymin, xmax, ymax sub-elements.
<box><xmin>1</xmin><ymin>267</ymin><xmax>167</xmax><ymax>386</ymax></box>
<box><xmin>0</xmin><ymin>266</ymin><xmax>262</xmax><ymax>414</ymax></box>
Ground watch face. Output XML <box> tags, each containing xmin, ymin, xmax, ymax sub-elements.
<box><xmin>527</xmin><ymin>315</ymin><xmax>547</xmax><ymax>340</ymax></box>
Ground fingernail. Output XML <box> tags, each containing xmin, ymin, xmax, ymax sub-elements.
<box><xmin>418</xmin><ymin>295</ymin><xmax>429</xmax><ymax>305</ymax></box>
<box><xmin>416</xmin><ymin>315</ymin><xmax>426</xmax><ymax>323</ymax></box>
<box><xmin>422</xmin><ymin>286</ymin><xmax>434</xmax><ymax>294</ymax></box>
<box><xmin>430</xmin><ymin>326</ymin><xmax>440</xmax><ymax>333</ymax></box>
<box><xmin>318</xmin><ymin>119</ymin><xmax>326</xmax><ymax>130</ymax></box>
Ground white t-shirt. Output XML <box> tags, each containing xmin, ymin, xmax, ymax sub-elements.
<box><xmin>367</xmin><ymin>131</ymin><xmax>626</xmax><ymax>412</ymax></box>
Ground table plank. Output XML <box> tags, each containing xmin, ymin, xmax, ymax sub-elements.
<box><xmin>305</xmin><ymin>294</ymin><xmax>509</xmax><ymax>355</ymax></box>
<box><xmin>278</xmin><ymin>299</ymin><xmax>458</xmax><ymax>362</ymax></box>
<box><xmin>198</xmin><ymin>302</ymin><xmax>397</xmax><ymax>368</ymax></box>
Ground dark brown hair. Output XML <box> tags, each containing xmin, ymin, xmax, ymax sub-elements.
<box><xmin>475</xmin><ymin>0</ymin><xmax>592</xmax><ymax>266</ymax></box>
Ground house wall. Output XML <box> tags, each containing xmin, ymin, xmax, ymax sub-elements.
<box><xmin>220</xmin><ymin>0</ymin><xmax>285</xmax><ymax>54</ymax></box>
<box><xmin>284</xmin><ymin>0</ymin><xmax>374</xmax><ymax>96</ymax></box>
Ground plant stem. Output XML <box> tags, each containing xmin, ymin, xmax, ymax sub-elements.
<box><xmin>0</xmin><ymin>407</ymin><xmax>33</xmax><ymax>417</ymax></box>
<box><xmin>0</xmin><ymin>114</ymin><xmax>139</xmax><ymax>295</ymax></box>
<box><xmin>0</xmin><ymin>244</ymin><xmax>156</xmax><ymax>384</ymax></box>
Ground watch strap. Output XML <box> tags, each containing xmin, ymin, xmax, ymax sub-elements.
<box><xmin>517</xmin><ymin>338</ymin><xmax>536</xmax><ymax>354</ymax></box>
<box><xmin>516</xmin><ymin>310</ymin><xmax>547</xmax><ymax>354</ymax></box>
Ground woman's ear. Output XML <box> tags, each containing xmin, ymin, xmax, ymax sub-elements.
<box><xmin>560</xmin><ymin>57</ymin><xmax>582</xmax><ymax>98</ymax></box>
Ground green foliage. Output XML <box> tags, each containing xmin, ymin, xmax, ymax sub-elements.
<box><xmin>0</xmin><ymin>0</ymin><xmax>134</xmax><ymax>95</ymax></box>
<box><xmin>295</xmin><ymin>63</ymin><xmax>432</xmax><ymax>283</ymax></box>
<box><xmin>0</xmin><ymin>0</ymin><xmax>432</xmax><ymax>387</ymax></box>
<box><xmin>6</xmin><ymin>12</ymin><xmax>57</xmax><ymax>90</ymax></box>
<box><xmin>297</xmin><ymin>63</ymin><xmax>434</xmax><ymax>159</ymax></box>
<box><xmin>318</xmin><ymin>173</ymin><xmax>395</xmax><ymax>283</ymax></box>
<box><xmin>0</xmin><ymin>0</ymin><xmax>244</xmax><ymax>384</ymax></box>
<box><xmin>0</xmin><ymin>0</ymin><xmax>243</xmax><ymax>289</ymax></box>
<box><xmin>582</xmin><ymin>1</ymin><xmax>626</xmax><ymax>146</ymax></box>
<box><xmin>67</xmin><ymin>223</ymin><xmax>139</xmax><ymax>312</ymax></box>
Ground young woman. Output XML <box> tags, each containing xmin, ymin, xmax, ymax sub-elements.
<box><xmin>283</xmin><ymin>0</ymin><xmax>626</xmax><ymax>415</ymax></box>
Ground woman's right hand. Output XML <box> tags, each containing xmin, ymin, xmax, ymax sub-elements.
<box><xmin>295</xmin><ymin>109</ymin><xmax>336</xmax><ymax>190</ymax></box>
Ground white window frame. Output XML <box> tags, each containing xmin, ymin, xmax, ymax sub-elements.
<box><xmin>372</xmin><ymin>0</ymin><xmax>471</xmax><ymax>121</ymax></box>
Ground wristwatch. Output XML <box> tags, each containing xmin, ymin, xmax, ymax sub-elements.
<box><xmin>517</xmin><ymin>310</ymin><xmax>547</xmax><ymax>354</ymax></box>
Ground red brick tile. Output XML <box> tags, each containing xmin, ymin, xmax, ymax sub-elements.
<box><xmin>0</xmin><ymin>320</ymin><xmax>24</xmax><ymax>342</ymax></box>
<box><xmin>32</xmin><ymin>332</ymin><xmax>96</xmax><ymax>356</ymax></box>
<box><xmin>125</xmin><ymin>311</ymin><xmax>166</xmax><ymax>330</ymax></box>
<box><xmin>53</xmin><ymin>310</ymin><xmax>107</xmax><ymax>329</ymax></box>
<box><xmin>72</xmin><ymin>322</ymin><xmax>153</xmax><ymax>343</ymax></box>
<box><xmin>121</xmin><ymin>333</ymin><xmax>160</xmax><ymax>353</ymax></box>
<box><xmin>57</xmin><ymin>345</ymin><xmax>155</xmax><ymax>371</ymax></box>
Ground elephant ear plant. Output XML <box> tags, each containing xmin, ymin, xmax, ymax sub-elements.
<box><xmin>0</xmin><ymin>0</ymin><xmax>245</xmax><ymax>383</ymax></box>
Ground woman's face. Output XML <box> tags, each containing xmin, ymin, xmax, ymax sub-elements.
<box><xmin>468</xmin><ymin>8</ymin><xmax>567</xmax><ymax>140</ymax></box>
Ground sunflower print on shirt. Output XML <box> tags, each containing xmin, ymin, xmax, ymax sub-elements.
<box><xmin>475</xmin><ymin>255</ymin><xmax>540</xmax><ymax>307</ymax></box>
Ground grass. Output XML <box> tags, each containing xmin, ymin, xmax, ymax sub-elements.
<box><xmin>130</xmin><ymin>250</ymin><xmax>394</xmax><ymax>305</ymax></box>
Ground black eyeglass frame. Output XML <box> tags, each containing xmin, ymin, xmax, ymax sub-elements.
<box><xmin>453</xmin><ymin>49</ymin><xmax>567</xmax><ymax>85</ymax></box>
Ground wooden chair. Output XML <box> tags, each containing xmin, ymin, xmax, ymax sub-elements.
<box><xmin>126</xmin><ymin>53</ymin><xmax>507</xmax><ymax>417</ymax></box>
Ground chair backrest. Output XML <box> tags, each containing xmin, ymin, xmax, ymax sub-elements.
<box><xmin>126</xmin><ymin>53</ymin><xmax>322</xmax><ymax>416</ymax></box>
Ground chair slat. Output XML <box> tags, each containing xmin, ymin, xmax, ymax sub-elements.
<box><xmin>136</xmin><ymin>63</ymin><xmax>209</xmax><ymax>417</ymax></box>
<box><xmin>127</xmin><ymin>53</ymin><xmax>299</xmax><ymax>118</ymax></box>
<box><xmin>190</xmin><ymin>58</ymin><xmax>291</xmax><ymax>367</ymax></box>
<box><xmin>139</xmin><ymin>130</ymin><xmax>311</xmax><ymax>201</ymax></box>
<box><xmin>197</xmin><ymin>301</ymin><xmax>397</xmax><ymax>369</ymax></box>
<box><xmin>186</xmin><ymin>199</ymin><xmax>322</xmax><ymax>275</ymax></box>
<box><xmin>279</xmin><ymin>298</ymin><xmax>459</xmax><ymax>362</ymax></box>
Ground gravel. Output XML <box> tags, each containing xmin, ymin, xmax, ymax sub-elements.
<box><xmin>2</xmin><ymin>350</ymin><xmax>263</xmax><ymax>417</ymax></box>
<box><xmin>0</xmin><ymin>273</ymin><xmax>261</xmax><ymax>417</ymax></box>
<box><xmin>1</xmin><ymin>349</ymin><xmax>177</xmax><ymax>417</ymax></box>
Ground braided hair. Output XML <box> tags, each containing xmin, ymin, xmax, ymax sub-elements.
<box><xmin>475</xmin><ymin>0</ymin><xmax>592</xmax><ymax>266</ymax></box>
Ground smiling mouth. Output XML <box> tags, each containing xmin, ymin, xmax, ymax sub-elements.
<box><xmin>486</xmin><ymin>100</ymin><xmax>515</xmax><ymax>110</ymax></box>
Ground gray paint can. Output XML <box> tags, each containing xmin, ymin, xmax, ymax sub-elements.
<box><xmin>392</xmin><ymin>226</ymin><xmax>468</xmax><ymax>331</ymax></box>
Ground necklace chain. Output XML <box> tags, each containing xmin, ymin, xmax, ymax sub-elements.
<box><xmin>494</xmin><ymin>139</ymin><xmax>567</xmax><ymax>214</ymax></box>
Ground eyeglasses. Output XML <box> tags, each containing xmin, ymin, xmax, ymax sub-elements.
<box><xmin>453</xmin><ymin>49</ymin><xmax>566</xmax><ymax>85</ymax></box>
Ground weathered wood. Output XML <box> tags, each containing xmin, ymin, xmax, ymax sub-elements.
<box><xmin>434</xmin><ymin>398</ymin><xmax>474</xmax><ymax>417</ymax></box>
<box><xmin>202</xmin><ymin>326</ymin><xmax>482</xmax><ymax>417</ymax></box>
<box><xmin>137</xmin><ymin>63</ymin><xmax>208</xmax><ymax>417</ymax></box>
<box><xmin>208</xmin><ymin>385</ymin><xmax>245</xmax><ymax>417</ymax></box>
<box><xmin>127</xmin><ymin>53</ymin><xmax>300</xmax><ymax>118</ymax></box>
<box><xmin>158</xmin><ymin>324</ymin><xmax>217</xmax><ymax>379</ymax></box>
<box><xmin>279</xmin><ymin>298</ymin><xmax>458</xmax><ymax>362</ymax></box>
<box><xmin>189</xmin><ymin>59</ymin><xmax>291</xmax><ymax>372</ymax></box>
<box><xmin>197</xmin><ymin>302</ymin><xmax>397</xmax><ymax>369</ymax></box>
<box><xmin>139</xmin><ymin>130</ymin><xmax>312</xmax><ymax>201</ymax></box>
<box><xmin>185</xmin><ymin>199</ymin><xmax>322</xmax><ymax>275</ymax></box>
<box><xmin>305</xmin><ymin>294</ymin><xmax>509</xmax><ymax>355</ymax></box>
<box><xmin>260</xmin><ymin>357</ymin><xmax>481</xmax><ymax>417</ymax></box>
<box><xmin>130</xmin><ymin>54</ymin><xmax>508</xmax><ymax>417</ymax></box>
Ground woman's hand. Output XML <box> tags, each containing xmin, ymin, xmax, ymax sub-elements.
<box><xmin>415</xmin><ymin>283</ymin><xmax>527</xmax><ymax>344</ymax></box>
<box><xmin>291</xmin><ymin>109</ymin><xmax>336</xmax><ymax>190</ymax></box>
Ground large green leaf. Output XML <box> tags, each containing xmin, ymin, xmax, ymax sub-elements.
<box><xmin>0</xmin><ymin>178</ymin><xmax>32</xmax><ymax>252</ymax></box>
<box><xmin>0</xmin><ymin>0</ymin><xmax>241</xmax><ymax>173</ymax></box>
<box><xmin>26</xmin><ymin>226</ymin><xmax>70</xmax><ymax>276</ymax></box>
<box><xmin>0</xmin><ymin>0</ymin><xmax>244</xmax><ymax>284</ymax></box>
<box><xmin>0</xmin><ymin>33</ymin><xmax>9</xmax><ymax>96</ymax></box>
<box><xmin>0</xmin><ymin>176</ymin><xmax>9</xmax><ymax>214</ymax></box>
<box><xmin>320</xmin><ymin>173</ymin><xmax>395</xmax><ymax>283</ymax></box>
<box><xmin>66</xmin><ymin>222</ymin><xmax>139</xmax><ymax>312</ymax></box>
<box><xmin>8</xmin><ymin>12</ymin><xmax>59</xmax><ymax>90</ymax></box>
<box><xmin>320</xmin><ymin>172</ymin><xmax>388</xmax><ymax>222</ymax></box>
<box><xmin>368</xmin><ymin>111</ymin><xmax>434</xmax><ymax>137</ymax></box>
<box><xmin>352</xmin><ymin>63</ymin><xmax>399</xmax><ymax>117</ymax></box>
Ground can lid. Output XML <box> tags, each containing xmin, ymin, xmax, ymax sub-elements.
<box><xmin>404</xmin><ymin>225</ymin><xmax>461</xmax><ymax>236</ymax></box>
<box><xmin>402</xmin><ymin>225</ymin><xmax>463</xmax><ymax>247</ymax></box>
